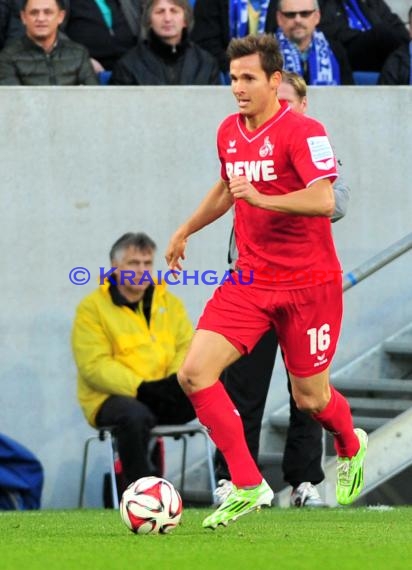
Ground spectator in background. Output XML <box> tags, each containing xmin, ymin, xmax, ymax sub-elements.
<box><xmin>63</xmin><ymin>0</ymin><xmax>142</xmax><ymax>72</ymax></box>
<box><xmin>191</xmin><ymin>0</ymin><xmax>279</xmax><ymax>75</ymax></box>
<box><xmin>110</xmin><ymin>0</ymin><xmax>220</xmax><ymax>85</ymax></box>
<box><xmin>0</xmin><ymin>0</ymin><xmax>24</xmax><ymax>49</ymax></box>
<box><xmin>275</xmin><ymin>0</ymin><xmax>353</xmax><ymax>85</ymax></box>
<box><xmin>0</xmin><ymin>0</ymin><xmax>97</xmax><ymax>85</ymax></box>
<box><xmin>318</xmin><ymin>0</ymin><xmax>409</xmax><ymax>72</ymax></box>
<box><xmin>379</xmin><ymin>6</ymin><xmax>412</xmax><ymax>85</ymax></box>
<box><xmin>72</xmin><ymin>232</ymin><xmax>196</xmax><ymax>490</ymax></box>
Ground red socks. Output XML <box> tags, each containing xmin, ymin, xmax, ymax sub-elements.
<box><xmin>188</xmin><ymin>381</ymin><xmax>262</xmax><ymax>487</ymax></box>
<box><xmin>313</xmin><ymin>386</ymin><xmax>360</xmax><ymax>458</ymax></box>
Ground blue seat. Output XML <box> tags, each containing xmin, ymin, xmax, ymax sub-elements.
<box><xmin>353</xmin><ymin>71</ymin><xmax>379</xmax><ymax>85</ymax></box>
<box><xmin>220</xmin><ymin>71</ymin><xmax>230</xmax><ymax>85</ymax></box>
<box><xmin>97</xmin><ymin>71</ymin><xmax>112</xmax><ymax>86</ymax></box>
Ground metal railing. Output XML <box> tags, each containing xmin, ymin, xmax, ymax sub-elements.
<box><xmin>343</xmin><ymin>232</ymin><xmax>412</xmax><ymax>292</ymax></box>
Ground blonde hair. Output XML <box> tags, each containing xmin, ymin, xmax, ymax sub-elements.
<box><xmin>281</xmin><ymin>70</ymin><xmax>307</xmax><ymax>100</ymax></box>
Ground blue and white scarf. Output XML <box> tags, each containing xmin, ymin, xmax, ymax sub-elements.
<box><xmin>229</xmin><ymin>0</ymin><xmax>270</xmax><ymax>38</ymax></box>
<box><xmin>343</xmin><ymin>0</ymin><xmax>372</xmax><ymax>31</ymax></box>
<box><xmin>276</xmin><ymin>29</ymin><xmax>341</xmax><ymax>86</ymax></box>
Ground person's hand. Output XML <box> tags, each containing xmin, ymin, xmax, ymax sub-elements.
<box><xmin>137</xmin><ymin>374</ymin><xmax>179</xmax><ymax>404</ymax></box>
<box><xmin>165</xmin><ymin>230</ymin><xmax>187</xmax><ymax>272</ymax></box>
<box><xmin>90</xmin><ymin>58</ymin><xmax>105</xmax><ymax>74</ymax></box>
<box><xmin>229</xmin><ymin>175</ymin><xmax>262</xmax><ymax>206</ymax></box>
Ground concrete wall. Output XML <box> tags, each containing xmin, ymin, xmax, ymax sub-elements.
<box><xmin>0</xmin><ymin>85</ymin><xmax>411</xmax><ymax>508</ymax></box>
<box><xmin>387</xmin><ymin>0</ymin><xmax>411</xmax><ymax>22</ymax></box>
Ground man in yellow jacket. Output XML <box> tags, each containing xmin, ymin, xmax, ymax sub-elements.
<box><xmin>72</xmin><ymin>232</ymin><xmax>195</xmax><ymax>487</ymax></box>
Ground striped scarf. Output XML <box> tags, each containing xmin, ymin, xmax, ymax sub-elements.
<box><xmin>276</xmin><ymin>29</ymin><xmax>341</xmax><ymax>86</ymax></box>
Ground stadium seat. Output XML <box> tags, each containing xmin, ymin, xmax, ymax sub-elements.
<box><xmin>353</xmin><ymin>71</ymin><xmax>380</xmax><ymax>85</ymax></box>
<box><xmin>78</xmin><ymin>423</ymin><xmax>217</xmax><ymax>508</ymax></box>
<box><xmin>97</xmin><ymin>71</ymin><xmax>112</xmax><ymax>86</ymax></box>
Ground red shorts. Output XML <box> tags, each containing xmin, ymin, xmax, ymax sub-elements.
<box><xmin>197</xmin><ymin>276</ymin><xmax>343</xmax><ymax>377</ymax></box>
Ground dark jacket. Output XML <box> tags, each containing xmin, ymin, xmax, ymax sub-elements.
<box><xmin>0</xmin><ymin>0</ymin><xmax>24</xmax><ymax>49</ymax></box>
<box><xmin>191</xmin><ymin>0</ymin><xmax>279</xmax><ymax>73</ymax></box>
<box><xmin>318</xmin><ymin>0</ymin><xmax>409</xmax><ymax>46</ymax></box>
<box><xmin>63</xmin><ymin>0</ymin><xmax>141</xmax><ymax>71</ymax></box>
<box><xmin>379</xmin><ymin>42</ymin><xmax>411</xmax><ymax>85</ymax></box>
<box><xmin>0</xmin><ymin>34</ymin><xmax>98</xmax><ymax>85</ymax></box>
<box><xmin>110</xmin><ymin>30</ymin><xmax>221</xmax><ymax>85</ymax></box>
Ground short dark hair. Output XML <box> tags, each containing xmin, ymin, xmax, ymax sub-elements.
<box><xmin>227</xmin><ymin>34</ymin><xmax>283</xmax><ymax>79</ymax></box>
<box><xmin>110</xmin><ymin>232</ymin><xmax>157</xmax><ymax>263</ymax></box>
<box><xmin>21</xmin><ymin>0</ymin><xmax>66</xmax><ymax>9</ymax></box>
<box><xmin>142</xmin><ymin>0</ymin><xmax>193</xmax><ymax>37</ymax></box>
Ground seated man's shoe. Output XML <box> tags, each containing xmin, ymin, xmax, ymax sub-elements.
<box><xmin>290</xmin><ymin>482</ymin><xmax>327</xmax><ymax>507</ymax></box>
<box><xmin>213</xmin><ymin>479</ymin><xmax>233</xmax><ymax>505</ymax></box>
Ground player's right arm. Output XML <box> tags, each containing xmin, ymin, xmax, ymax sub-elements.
<box><xmin>165</xmin><ymin>178</ymin><xmax>233</xmax><ymax>271</ymax></box>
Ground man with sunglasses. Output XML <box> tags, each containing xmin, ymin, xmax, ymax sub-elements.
<box><xmin>275</xmin><ymin>0</ymin><xmax>353</xmax><ymax>84</ymax></box>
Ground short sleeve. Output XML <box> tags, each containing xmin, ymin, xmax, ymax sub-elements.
<box><xmin>288</xmin><ymin>118</ymin><xmax>338</xmax><ymax>187</ymax></box>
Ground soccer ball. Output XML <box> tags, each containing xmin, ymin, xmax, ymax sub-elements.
<box><xmin>120</xmin><ymin>476</ymin><xmax>182</xmax><ymax>535</ymax></box>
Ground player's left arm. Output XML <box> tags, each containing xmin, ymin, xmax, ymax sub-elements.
<box><xmin>229</xmin><ymin>176</ymin><xmax>335</xmax><ymax>216</ymax></box>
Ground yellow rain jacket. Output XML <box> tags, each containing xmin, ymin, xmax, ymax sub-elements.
<box><xmin>72</xmin><ymin>280</ymin><xmax>193</xmax><ymax>426</ymax></box>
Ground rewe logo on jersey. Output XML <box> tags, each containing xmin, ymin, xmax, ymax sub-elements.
<box><xmin>226</xmin><ymin>160</ymin><xmax>277</xmax><ymax>182</ymax></box>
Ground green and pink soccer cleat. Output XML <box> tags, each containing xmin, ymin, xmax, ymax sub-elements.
<box><xmin>203</xmin><ymin>479</ymin><xmax>274</xmax><ymax>529</ymax></box>
<box><xmin>336</xmin><ymin>428</ymin><xmax>368</xmax><ymax>505</ymax></box>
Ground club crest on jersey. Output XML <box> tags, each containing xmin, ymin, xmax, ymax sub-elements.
<box><xmin>259</xmin><ymin>136</ymin><xmax>274</xmax><ymax>158</ymax></box>
<box><xmin>227</xmin><ymin>140</ymin><xmax>237</xmax><ymax>154</ymax></box>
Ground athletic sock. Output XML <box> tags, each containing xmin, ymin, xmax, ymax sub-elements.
<box><xmin>188</xmin><ymin>380</ymin><xmax>262</xmax><ymax>488</ymax></box>
<box><xmin>312</xmin><ymin>386</ymin><xmax>360</xmax><ymax>458</ymax></box>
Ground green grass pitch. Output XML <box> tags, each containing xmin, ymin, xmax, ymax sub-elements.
<box><xmin>1</xmin><ymin>507</ymin><xmax>412</xmax><ymax>570</ymax></box>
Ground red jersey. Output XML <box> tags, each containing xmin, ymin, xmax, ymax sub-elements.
<box><xmin>217</xmin><ymin>101</ymin><xmax>342</xmax><ymax>289</ymax></box>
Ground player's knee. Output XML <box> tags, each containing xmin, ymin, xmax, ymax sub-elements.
<box><xmin>177</xmin><ymin>362</ymin><xmax>202</xmax><ymax>394</ymax></box>
<box><xmin>294</xmin><ymin>393</ymin><xmax>330</xmax><ymax>415</ymax></box>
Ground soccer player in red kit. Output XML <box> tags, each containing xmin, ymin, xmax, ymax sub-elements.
<box><xmin>166</xmin><ymin>34</ymin><xmax>367</xmax><ymax>530</ymax></box>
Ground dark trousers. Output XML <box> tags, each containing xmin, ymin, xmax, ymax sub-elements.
<box><xmin>215</xmin><ymin>328</ymin><xmax>324</xmax><ymax>487</ymax></box>
<box><xmin>95</xmin><ymin>381</ymin><xmax>196</xmax><ymax>486</ymax></box>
